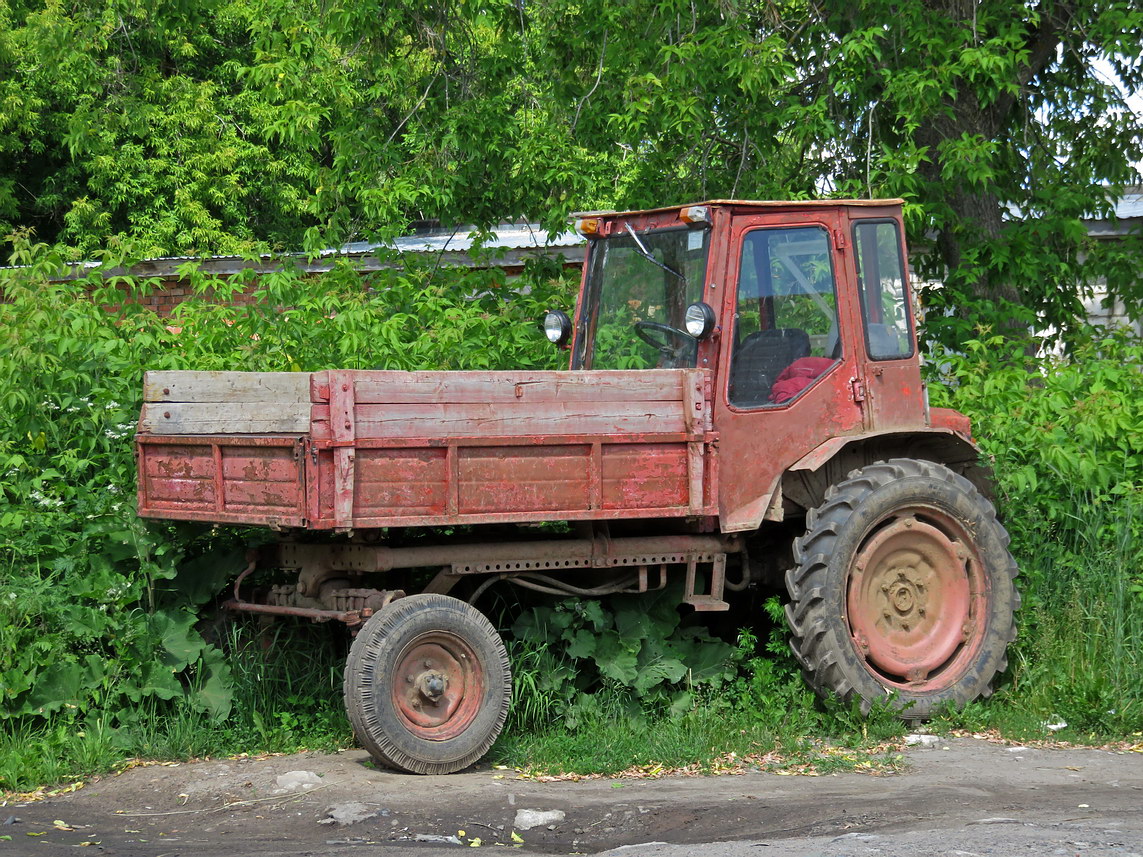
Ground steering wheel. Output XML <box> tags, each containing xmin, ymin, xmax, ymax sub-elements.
<box><xmin>634</xmin><ymin>321</ymin><xmax>696</xmax><ymax>351</ymax></box>
<box><xmin>633</xmin><ymin>321</ymin><xmax>698</xmax><ymax>365</ymax></box>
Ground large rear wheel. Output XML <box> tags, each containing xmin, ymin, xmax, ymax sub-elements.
<box><xmin>785</xmin><ymin>459</ymin><xmax>1018</xmax><ymax>718</ymax></box>
<box><xmin>344</xmin><ymin>594</ymin><xmax>511</xmax><ymax>774</ymax></box>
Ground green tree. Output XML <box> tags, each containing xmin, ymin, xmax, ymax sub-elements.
<box><xmin>512</xmin><ymin>0</ymin><xmax>1143</xmax><ymax>342</ymax></box>
<box><xmin>2</xmin><ymin>0</ymin><xmax>1140</xmax><ymax>341</ymax></box>
<box><xmin>807</xmin><ymin>0</ymin><xmax>1143</xmax><ymax>343</ymax></box>
<box><xmin>0</xmin><ymin>0</ymin><xmax>323</xmax><ymax>256</ymax></box>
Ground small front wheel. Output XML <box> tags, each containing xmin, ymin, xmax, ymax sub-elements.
<box><xmin>344</xmin><ymin>594</ymin><xmax>511</xmax><ymax>774</ymax></box>
<box><xmin>785</xmin><ymin>458</ymin><xmax>1018</xmax><ymax>718</ymax></box>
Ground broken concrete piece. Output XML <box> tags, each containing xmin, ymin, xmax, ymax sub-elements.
<box><xmin>275</xmin><ymin>771</ymin><xmax>323</xmax><ymax>792</ymax></box>
<box><xmin>514</xmin><ymin>809</ymin><xmax>565</xmax><ymax>831</ymax></box>
<box><xmin>317</xmin><ymin>802</ymin><xmax>379</xmax><ymax>826</ymax></box>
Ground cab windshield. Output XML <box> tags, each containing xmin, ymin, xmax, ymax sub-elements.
<box><xmin>577</xmin><ymin>226</ymin><xmax>710</xmax><ymax>369</ymax></box>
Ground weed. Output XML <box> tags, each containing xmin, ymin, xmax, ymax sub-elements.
<box><xmin>1</xmin><ymin>236</ymin><xmax>1141</xmax><ymax>787</ymax></box>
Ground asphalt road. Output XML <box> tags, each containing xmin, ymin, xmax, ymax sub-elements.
<box><xmin>4</xmin><ymin>736</ymin><xmax>1141</xmax><ymax>856</ymax></box>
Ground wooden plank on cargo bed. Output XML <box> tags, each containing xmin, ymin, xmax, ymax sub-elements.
<box><xmin>352</xmin><ymin>401</ymin><xmax>686</xmax><ymax>438</ymax></box>
<box><xmin>329</xmin><ymin>369</ymin><xmax>357</xmax><ymax>529</ymax></box>
<box><xmin>140</xmin><ymin>402</ymin><xmax>311</xmax><ymax>434</ymax></box>
<box><xmin>351</xmin><ymin>369</ymin><xmax>691</xmax><ymax>404</ymax></box>
<box><xmin>144</xmin><ymin>371</ymin><xmax>311</xmax><ymax>403</ymax></box>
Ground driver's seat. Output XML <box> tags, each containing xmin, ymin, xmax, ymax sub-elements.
<box><xmin>728</xmin><ymin>328</ymin><xmax>811</xmax><ymax>407</ymax></box>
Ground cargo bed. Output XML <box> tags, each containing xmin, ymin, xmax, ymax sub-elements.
<box><xmin>136</xmin><ymin>369</ymin><xmax>718</xmax><ymax>530</ymax></box>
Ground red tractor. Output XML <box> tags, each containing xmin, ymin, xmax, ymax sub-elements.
<box><xmin>136</xmin><ymin>199</ymin><xmax>1018</xmax><ymax>773</ymax></box>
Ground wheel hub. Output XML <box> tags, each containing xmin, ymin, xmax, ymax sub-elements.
<box><xmin>392</xmin><ymin>634</ymin><xmax>484</xmax><ymax>739</ymax></box>
<box><xmin>889</xmin><ymin>575</ymin><xmax>919</xmax><ymax>615</ymax></box>
<box><xmin>416</xmin><ymin>670</ymin><xmax>448</xmax><ymax>703</ymax></box>
<box><xmin>847</xmin><ymin>513</ymin><xmax>985</xmax><ymax>690</ymax></box>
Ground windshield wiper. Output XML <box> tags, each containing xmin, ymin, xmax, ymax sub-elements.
<box><xmin>624</xmin><ymin>222</ymin><xmax>686</xmax><ymax>283</ymax></box>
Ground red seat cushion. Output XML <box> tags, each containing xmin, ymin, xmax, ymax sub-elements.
<box><xmin>768</xmin><ymin>357</ymin><xmax>835</xmax><ymax>404</ymax></box>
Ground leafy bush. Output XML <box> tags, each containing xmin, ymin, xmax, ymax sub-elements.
<box><xmin>930</xmin><ymin>330</ymin><xmax>1143</xmax><ymax>735</ymax></box>
<box><xmin>0</xmin><ymin>233</ymin><xmax>576</xmax><ymax>783</ymax></box>
<box><xmin>508</xmin><ymin>584</ymin><xmax>737</xmax><ymax>729</ymax></box>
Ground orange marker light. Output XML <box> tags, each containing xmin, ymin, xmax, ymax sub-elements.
<box><xmin>679</xmin><ymin>206</ymin><xmax>710</xmax><ymax>225</ymax></box>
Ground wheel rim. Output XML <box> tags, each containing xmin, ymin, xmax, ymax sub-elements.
<box><xmin>846</xmin><ymin>509</ymin><xmax>988</xmax><ymax>692</ymax></box>
<box><xmin>391</xmin><ymin>631</ymin><xmax>485</xmax><ymax>741</ymax></box>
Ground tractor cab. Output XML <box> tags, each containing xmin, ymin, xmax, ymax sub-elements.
<box><xmin>547</xmin><ymin>200</ymin><xmax>927</xmax><ymax>531</ymax></box>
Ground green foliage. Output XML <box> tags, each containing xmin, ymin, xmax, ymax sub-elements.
<box><xmin>930</xmin><ymin>330</ymin><xmax>1143</xmax><ymax>572</ymax></box>
<box><xmin>508</xmin><ymin>584</ymin><xmax>736</xmax><ymax>729</ymax></box>
<box><xmin>5</xmin><ymin>0</ymin><xmax>1140</xmax><ymax>340</ymax></box>
<box><xmin>0</xmin><ymin>618</ymin><xmax>350</xmax><ymax>791</ymax></box>
<box><xmin>815</xmin><ymin>1</ymin><xmax>1143</xmax><ymax>344</ymax></box>
<box><xmin>929</xmin><ymin>330</ymin><xmax>1143</xmax><ymax>736</ymax></box>
<box><xmin>0</xmin><ymin>235</ymin><xmax>574</xmax><ymax>783</ymax></box>
<box><xmin>495</xmin><ymin>594</ymin><xmax>904</xmax><ymax>776</ymax></box>
<box><xmin>725</xmin><ymin>599</ymin><xmax>819</xmax><ymax>725</ymax></box>
<box><xmin>490</xmin><ymin>705</ymin><xmax>848</xmax><ymax>777</ymax></box>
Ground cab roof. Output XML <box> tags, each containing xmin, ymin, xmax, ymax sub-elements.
<box><xmin>571</xmin><ymin>199</ymin><xmax>905</xmax><ymax>219</ymax></box>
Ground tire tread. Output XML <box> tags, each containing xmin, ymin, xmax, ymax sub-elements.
<box><xmin>785</xmin><ymin>458</ymin><xmax>1019</xmax><ymax>718</ymax></box>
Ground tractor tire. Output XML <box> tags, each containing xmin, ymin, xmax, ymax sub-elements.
<box><xmin>785</xmin><ymin>458</ymin><xmax>1018</xmax><ymax>718</ymax></box>
<box><xmin>344</xmin><ymin>594</ymin><xmax>511</xmax><ymax>774</ymax></box>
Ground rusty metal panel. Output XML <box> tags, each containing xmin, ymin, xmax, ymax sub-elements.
<box><xmin>309</xmin><ymin>446</ymin><xmax>336</xmax><ymax>526</ymax></box>
<box><xmin>220</xmin><ymin>448</ymin><xmax>300</xmax><ymax>483</ymax></box>
<box><xmin>329</xmin><ymin>370</ymin><xmax>357</xmax><ymax>528</ymax></box>
<box><xmin>309</xmin><ymin>404</ymin><xmax>332</xmax><ymax>442</ymax></box>
<box><xmin>350</xmin><ymin>370</ymin><xmax>687</xmax><ymax>404</ymax></box>
<box><xmin>457</xmin><ymin>445</ymin><xmax>592</xmax><ymax>514</ymax></box>
<box><xmin>601</xmin><ymin>443</ymin><xmax>689</xmax><ymax>510</ymax></box>
<box><xmin>140</xmin><ymin>442</ymin><xmax>216</xmax><ymax>510</ymax></box>
<box><xmin>342</xmin><ymin>505</ymin><xmax>707</xmax><ymax>529</ymax></box>
<box><xmin>351</xmin><ymin>401</ymin><xmax>687</xmax><ymax>439</ymax></box>
<box><xmin>326</xmin><ymin>368</ymin><xmax>714</xmax><ymax>527</ymax></box>
<box><xmin>353</xmin><ymin>448</ymin><xmax>449</xmax><ymax>517</ymax></box>
<box><xmin>310</xmin><ymin>434</ymin><xmax>717</xmax><ymax>528</ymax></box>
<box><xmin>137</xmin><ymin>436</ymin><xmax>306</xmax><ymax>526</ymax></box>
<box><xmin>218</xmin><ymin>444</ymin><xmax>303</xmax><ymax>516</ymax></box>
<box><xmin>142</xmin><ymin>441</ymin><xmax>215</xmax><ymax>479</ymax></box>
<box><xmin>928</xmin><ymin>407</ymin><xmax>972</xmax><ymax>439</ymax></box>
<box><xmin>711</xmin><ymin>208</ymin><xmax>868</xmax><ymax>532</ymax></box>
<box><xmin>340</xmin><ymin>431</ymin><xmax>699</xmax><ymax>449</ymax></box>
<box><xmin>138</xmin><ymin>368</ymin><xmax>718</xmax><ymax>531</ymax></box>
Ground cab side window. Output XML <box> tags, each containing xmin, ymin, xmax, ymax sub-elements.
<box><xmin>853</xmin><ymin>221</ymin><xmax>914</xmax><ymax>360</ymax></box>
<box><xmin>729</xmin><ymin>226</ymin><xmax>841</xmax><ymax>408</ymax></box>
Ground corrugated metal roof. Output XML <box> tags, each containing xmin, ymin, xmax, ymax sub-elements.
<box><xmin>1112</xmin><ymin>191</ymin><xmax>1143</xmax><ymax>219</ymax></box>
<box><xmin>39</xmin><ymin>223</ymin><xmax>585</xmax><ymax>281</ymax></box>
<box><xmin>1084</xmin><ymin>190</ymin><xmax>1143</xmax><ymax>238</ymax></box>
<box><xmin>16</xmin><ymin>194</ymin><xmax>1143</xmax><ymax>281</ymax></box>
<box><xmin>372</xmin><ymin>224</ymin><xmax>582</xmax><ymax>255</ymax></box>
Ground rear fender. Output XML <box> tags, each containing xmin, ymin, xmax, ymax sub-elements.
<box><xmin>725</xmin><ymin>428</ymin><xmax>990</xmax><ymax>532</ymax></box>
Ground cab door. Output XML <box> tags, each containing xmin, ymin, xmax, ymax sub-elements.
<box><xmin>847</xmin><ymin>216</ymin><xmax>925</xmax><ymax>431</ymax></box>
<box><xmin>712</xmin><ymin>208</ymin><xmax>867</xmax><ymax>532</ymax></box>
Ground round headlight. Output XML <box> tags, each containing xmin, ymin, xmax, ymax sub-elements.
<box><xmin>684</xmin><ymin>302</ymin><xmax>716</xmax><ymax>338</ymax></box>
<box><xmin>543</xmin><ymin>309</ymin><xmax>572</xmax><ymax>346</ymax></box>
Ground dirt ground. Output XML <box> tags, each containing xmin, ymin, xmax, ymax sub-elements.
<box><xmin>3</xmin><ymin>736</ymin><xmax>1142</xmax><ymax>856</ymax></box>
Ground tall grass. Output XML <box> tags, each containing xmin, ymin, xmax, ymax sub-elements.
<box><xmin>2</xmin><ymin>239</ymin><xmax>1140</xmax><ymax>786</ymax></box>
<box><xmin>999</xmin><ymin>496</ymin><xmax>1143</xmax><ymax>736</ymax></box>
<box><xmin>927</xmin><ymin>332</ymin><xmax>1143</xmax><ymax>739</ymax></box>
<box><xmin>0</xmin><ymin>619</ymin><xmax>351</xmax><ymax>792</ymax></box>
